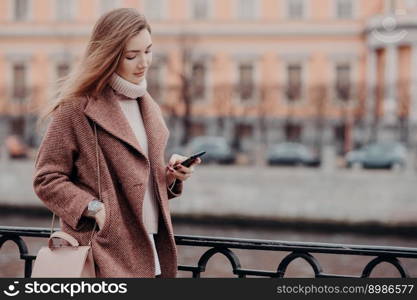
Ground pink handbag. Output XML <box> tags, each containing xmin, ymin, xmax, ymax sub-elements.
<box><xmin>31</xmin><ymin>122</ymin><xmax>102</xmax><ymax>278</ymax></box>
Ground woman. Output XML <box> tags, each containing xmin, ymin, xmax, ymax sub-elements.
<box><xmin>33</xmin><ymin>8</ymin><xmax>201</xmax><ymax>278</ymax></box>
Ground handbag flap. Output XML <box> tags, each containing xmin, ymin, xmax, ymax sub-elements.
<box><xmin>32</xmin><ymin>245</ymin><xmax>92</xmax><ymax>278</ymax></box>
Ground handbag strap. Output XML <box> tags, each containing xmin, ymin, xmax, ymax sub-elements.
<box><xmin>49</xmin><ymin>120</ymin><xmax>101</xmax><ymax>246</ymax></box>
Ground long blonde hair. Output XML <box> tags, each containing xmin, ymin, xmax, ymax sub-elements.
<box><xmin>36</xmin><ymin>8</ymin><xmax>151</xmax><ymax>130</ymax></box>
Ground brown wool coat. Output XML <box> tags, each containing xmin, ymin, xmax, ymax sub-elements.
<box><xmin>32</xmin><ymin>86</ymin><xmax>183</xmax><ymax>278</ymax></box>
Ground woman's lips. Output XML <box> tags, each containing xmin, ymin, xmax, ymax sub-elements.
<box><xmin>134</xmin><ymin>71</ymin><xmax>145</xmax><ymax>77</ymax></box>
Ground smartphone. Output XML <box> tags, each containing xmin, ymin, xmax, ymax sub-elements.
<box><xmin>175</xmin><ymin>151</ymin><xmax>206</xmax><ymax>168</ymax></box>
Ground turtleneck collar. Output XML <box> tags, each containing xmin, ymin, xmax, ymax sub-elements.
<box><xmin>108</xmin><ymin>72</ymin><xmax>147</xmax><ymax>99</ymax></box>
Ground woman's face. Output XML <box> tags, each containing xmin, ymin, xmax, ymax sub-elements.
<box><xmin>116</xmin><ymin>29</ymin><xmax>152</xmax><ymax>84</ymax></box>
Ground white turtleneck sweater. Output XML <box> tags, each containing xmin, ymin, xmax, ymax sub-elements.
<box><xmin>108</xmin><ymin>72</ymin><xmax>161</xmax><ymax>276</ymax></box>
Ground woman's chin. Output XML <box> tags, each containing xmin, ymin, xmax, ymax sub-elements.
<box><xmin>130</xmin><ymin>77</ymin><xmax>144</xmax><ymax>84</ymax></box>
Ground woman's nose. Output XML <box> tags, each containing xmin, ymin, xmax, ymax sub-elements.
<box><xmin>137</xmin><ymin>63</ymin><xmax>147</xmax><ymax>70</ymax></box>
<box><xmin>137</xmin><ymin>55</ymin><xmax>148</xmax><ymax>69</ymax></box>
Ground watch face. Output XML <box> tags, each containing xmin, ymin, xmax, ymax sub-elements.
<box><xmin>89</xmin><ymin>201</ymin><xmax>102</xmax><ymax>212</ymax></box>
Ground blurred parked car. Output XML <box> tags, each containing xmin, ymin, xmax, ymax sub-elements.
<box><xmin>185</xmin><ymin>136</ymin><xmax>236</xmax><ymax>164</ymax></box>
<box><xmin>345</xmin><ymin>142</ymin><xmax>406</xmax><ymax>169</ymax></box>
<box><xmin>267</xmin><ymin>142</ymin><xmax>321</xmax><ymax>167</ymax></box>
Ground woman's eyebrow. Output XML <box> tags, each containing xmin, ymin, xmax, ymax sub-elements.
<box><xmin>126</xmin><ymin>44</ymin><xmax>152</xmax><ymax>53</ymax></box>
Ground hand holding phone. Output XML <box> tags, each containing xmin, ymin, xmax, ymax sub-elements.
<box><xmin>168</xmin><ymin>151</ymin><xmax>205</xmax><ymax>186</ymax></box>
<box><xmin>174</xmin><ymin>151</ymin><xmax>206</xmax><ymax>169</ymax></box>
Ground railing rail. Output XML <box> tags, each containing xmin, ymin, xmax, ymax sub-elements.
<box><xmin>1</xmin><ymin>226</ymin><xmax>417</xmax><ymax>278</ymax></box>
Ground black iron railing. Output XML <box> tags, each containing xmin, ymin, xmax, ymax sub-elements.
<box><xmin>1</xmin><ymin>226</ymin><xmax>417</xmax><ymax>278</ymax></box>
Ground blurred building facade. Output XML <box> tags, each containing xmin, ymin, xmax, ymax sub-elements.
<box><xmin>1</xmin><ymin>0</ymin><xmax>417</xmax><ymax>155</ymax></box>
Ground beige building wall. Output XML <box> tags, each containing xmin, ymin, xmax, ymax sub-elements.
<box><xmin>1</xmin><ymin>0</ymin><xmax>416</xmax><ymax>150</ymax></box>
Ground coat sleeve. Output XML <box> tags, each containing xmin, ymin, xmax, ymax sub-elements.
<box><xmin>33</xmin><ymin>102</ymin><xmax>95</xmax><ymax>231</ymax></box>
<box><xmin>167</xmin><ymin>179</ymin><xmax>183</xmax><ymax>199</ymax></box>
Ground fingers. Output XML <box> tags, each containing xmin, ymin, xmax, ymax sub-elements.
<box><xmin>168</xmin><ymin>154</ymin><xmax>202</xmax><ymax>168</ymax></box>
<box><xmin>190</xmin><ymin>157</ymin><xmax>202</xmax><ymax>167</ymax></box>
<box><xmin>170</xmin><ymin>170</ymin><xmax>189</xmax><ymax>181</ymax></box>
<box><xmin>173</xmin><ymin>164</ymin><xmax>194</xmax><ymax>174</ymax></box>
<box><xmin>167</xmin><ymin>164</ymin><xmax>192</xmax><ymax>181</ymax></box>
<box><xmin>168</xmin><ymin>154</ymin><xmax>188</xmax><ymax>167</ymax></box>
<box><xmin>167</xmin><ymin>154</ymin><xmax>201</xmax><ymax>182</ymax></box>
<box><xmin>168</xmin><ymin>155</ymin><xmax>178</xmax><ymax>166</ymax></box>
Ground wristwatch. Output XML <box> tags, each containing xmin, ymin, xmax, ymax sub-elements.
<box><xmin>85</xmin><ymin>199</ymin><xmax>103</xmax><ymax>218</ymax></box>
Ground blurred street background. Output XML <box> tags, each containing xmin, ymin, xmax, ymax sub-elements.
<box><xmin>1</xmin><ymin>0</ymin><xmax>417</xmax><ymax>277</ymax></box>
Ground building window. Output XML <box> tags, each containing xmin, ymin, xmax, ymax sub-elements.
<box><xmin>191</xmin><ymin>62</ymin><xmax>206</xmax><ymax>100</ymax></box>
<box><xmin>13</xmin><ymin>63</ymin><xmax>27</xmax><ymax>101</ymax></box>
<box><xmin>335</xmin><ymin>63</ymin><xmax>351</xmax><ymax>101</ymax></box>
<box><xmin>56</xmin><ymin>0</ymin><xmax>74</xmax><ymax>21</ymax></box>
<box><xmin>238</xmin><ymin>63</ymin><xmax>254</xmax><ymax>101</ymax></box>
<box><xmin>333</xmin><ymin>124</ymin><xmax>347</xmax><ymax>155</ymax></box>
<box><xmin>232</xmin><ymin>123</ymin><xmax>253</xmax><ymax>151</ymax></box>
<box><xmin>286</xmin><ymin>63</ymin><xmax>302</xmax><ymax>101</ymax></box>
<box><xmin>287</xmin><ymin>0</ymin><xmax>305</xmax><ymax>19</ymax></box>
<box><xmin>14</xmin><ymin>0</ymin><xmax>29</xmax><ymax>21</ymax></box>
<box><xmin>285</xmin><ymin>123</ymin><xmax>302</xmax><ymax>141</ymax></box>
<box><xmin>236</xmin><ymin>123</ymin><xmax>253</xmax><ymax>138</ymax></box>
<box><xmin>237</xmin><ymin>0</ymin><xmax>256</xmax><ymax>19</ymax></box>
<box><xmin>100</xmin><ymin>0</ymin><xmax>118</xmax><ymax>14</ymax></box>
<box><xmin>56</xmin><ymin>62</ymin><xmax>70</xmax><ymax>79</ymax></box>
<box><xmin>148</xmin><ymin>64</ymin><xmax>162</xmax><ymax>101</ymax></box>
<box><xmin>145</xmin><ymin>0</ymin><xmax>163</xmax><ymax>20</ymax></box>
<box><xmin>191</xmin><ymin>0</ymin><xmax>209</xmax><ymax>19</ymax></box>
<box><xmin>190</xmin><ymin>122</ymin><xmax>206</xmax><ymax>137</ymax></box>
<box><xmin>336</xmin><ymin>0</ymin><xmax>353</xmax><ymax>19</ymax></box>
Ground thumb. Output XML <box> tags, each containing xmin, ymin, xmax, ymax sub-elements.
<box><xmin>168</xmin><ymin>154</ymin><xmax>179</xmax><ymax>166</ymax></box>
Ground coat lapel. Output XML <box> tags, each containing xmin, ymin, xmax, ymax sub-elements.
<box><xmin>83</xmin><ymin>86</ymin><xmax>169</xmax><ymax>163</ymax></box>
<box><xmin>139</xmin><ymin>91</ymin><xmax>170</xmax><ymax>166</ymax></box>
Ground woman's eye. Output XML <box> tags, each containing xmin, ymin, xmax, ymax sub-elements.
<box><xmin>126</xmin><ymin>51</ymin><xmax>150</xmax><ymax>59</ymax></box>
